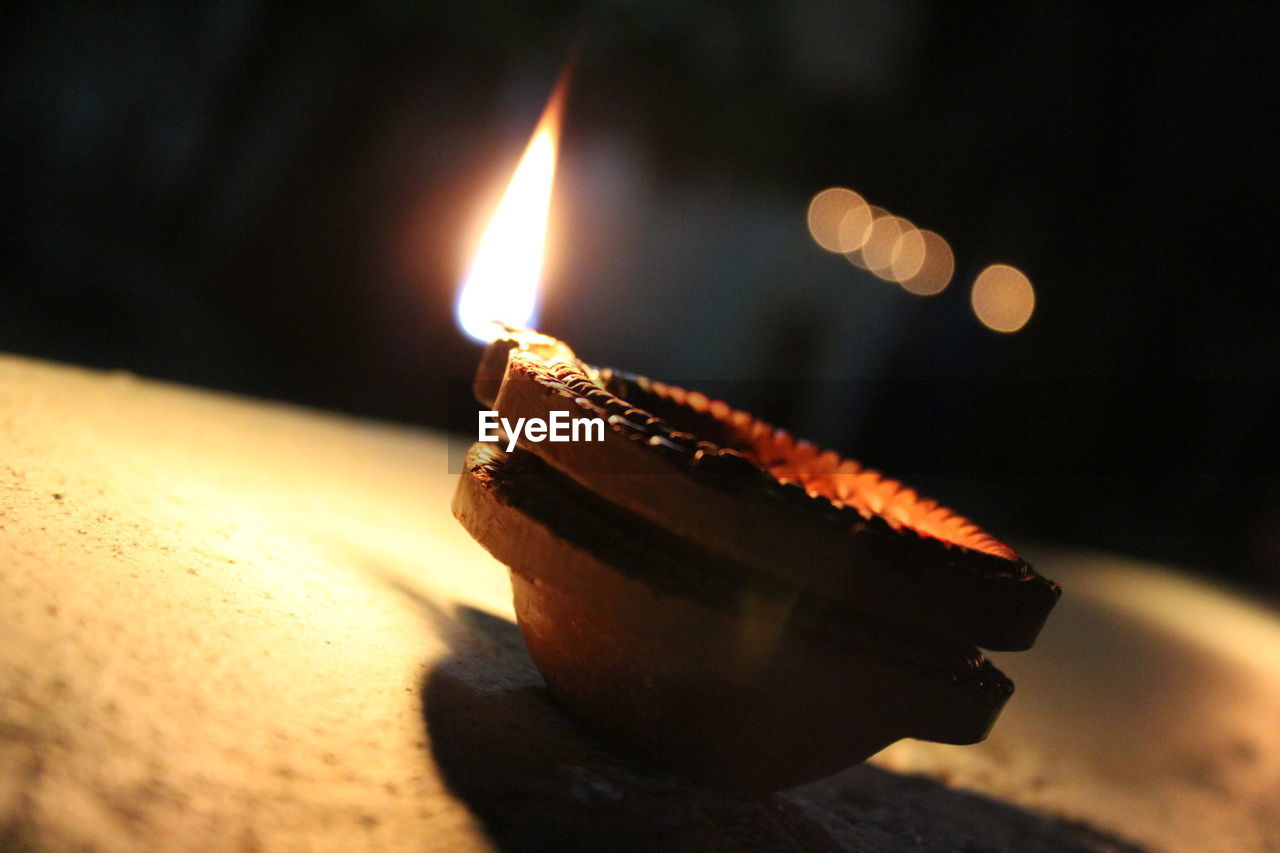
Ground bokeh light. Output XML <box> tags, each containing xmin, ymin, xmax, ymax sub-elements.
<box><xmin>898</xmin><ymin>230</ymin><xmax>953</xmax><ymax>296</ymax></box>
<box><xmin>886</xmin><ymin>225</ymin><xmax>926</xmax><ymax>282</ymax></box>
<box><xmin>835</xmin><ymin>200</ymin><xmax>875</xmax><ymax>256</ymax></box>
<box><xmin>842</xmin><ymin>205</ymin><xmax>888</xmax><ymax>268</ymax></box>
<box><xmin>807</xmin><ymin>188</ymin><xmax>867</xmax><ymax>253</ymax></box>
<box><xmin>866</xmin><ymin>216</ymin><xmax>916</xmax><ymax>279</ymax></box>
<box><xmin>809</xmin><ymin>187</ymin><xmax>955</xmax><ymax>298</ymax></box>
<box><xmin>971</xmin><ymin>263</ymin><xmax>1035</xmax><ymax>332</ymax></box>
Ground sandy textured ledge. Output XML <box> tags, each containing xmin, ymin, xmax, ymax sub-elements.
<box><xmin>1</xmin><ymin>354</ymin><xmax>1276</xmax><ymax>852</ymax></box>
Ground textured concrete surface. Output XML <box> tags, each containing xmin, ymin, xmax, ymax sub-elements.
<box><xmin>1</xmin><ymin>354</ymin><xmax>1277</xmax><ymax>851</ymax></box>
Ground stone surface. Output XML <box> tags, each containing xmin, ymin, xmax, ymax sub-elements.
<box><xmin>1</xmin><ymin>354</ymin><xmax>1277</xmax><ymax>851</ymax></box>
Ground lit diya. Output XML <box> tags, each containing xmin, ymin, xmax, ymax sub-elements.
<box><xmin>448</xmin><ymin>84</ymin><xmax>1059</xmax><ymax>792</ymax></box>
<box><xmin>453</xmin><ymin>331</ymin><xmax>1060</xmax><ymax>792</ymax></box>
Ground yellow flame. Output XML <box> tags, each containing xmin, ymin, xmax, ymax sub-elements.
<box><xmin>457</xmin><ymin>87</ymin><xmax>564</xmax><ymax>342</ymax></box>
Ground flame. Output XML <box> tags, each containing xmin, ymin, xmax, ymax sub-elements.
<box><xmin>456</xmin><ymin>85</ymin><xmax>565</xmax><ymax>342</ymax></box>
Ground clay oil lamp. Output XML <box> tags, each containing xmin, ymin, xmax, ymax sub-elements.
<box><xmin>450</xmin><ymin>86</ymin><xmax>1060</xmax><ymax>793</ymax></box>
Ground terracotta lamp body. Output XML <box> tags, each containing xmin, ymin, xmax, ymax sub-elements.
<box><xmin>452</xmin><ymin>332</ymin><xmax>1059</xmax><ymax>792</ymax></box>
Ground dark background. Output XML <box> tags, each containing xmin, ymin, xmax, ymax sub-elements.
<box><xmin>3</xmin><ymin>2</ymin><xmax>1277</xmax><ymax>592</ymax></box>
